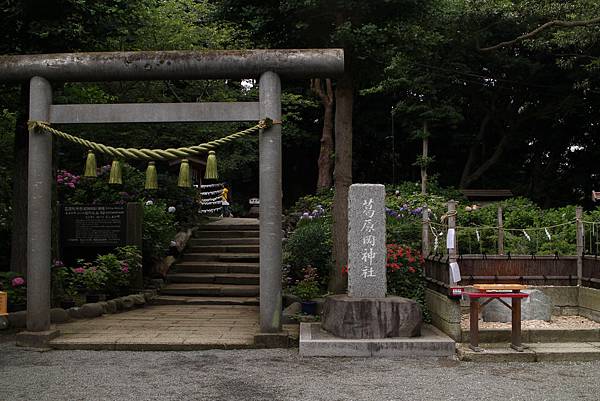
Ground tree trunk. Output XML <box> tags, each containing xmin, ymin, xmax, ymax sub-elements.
<box><xmin>311</xmin><ymin>78</ymin><xmax>335</xmax><ymax>191</ymax></box>
<box><xmin>460</xmin><ymin>110</ymin><xmax>492</xmax><ymax>188</ymax></box>
<box><xmin>9</xmin><ymin>84</ymin><xmax>29</xmax><ymax>275</ymax></box>
<box><xmin>330</xmin><ymin>72</ymin><xmax>353</xmax><ymax>294</ymax></box>
<box><xmin>421</xmin><ymin>121</ymin><xmax>428</xmax><ymax>195</ymax></box>
<box><xmin>461</xmin><ymin>132</ymin><xmax>510</xmax><ymax>188</ymax></box>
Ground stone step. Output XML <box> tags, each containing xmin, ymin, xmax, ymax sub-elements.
<box><xmin>186</xmin><ymin>245</ymin><xmax>260</xmax><ymax>254</ymax></box>
<box><xmin>200</xmin><ymin>224</ymin><xmax>259</xmax><ymax>231</ymax></box>
<box><xmin>150</xmin><ymin>295</ymin><xmax>259</xmax><ymax>306</ymax></box>
<box><xmin>167</xmin><ymin>273</ymin><xmax>259</xmax><ymax>285</ymax></box>
<box><xmin>189</xmin><ymin>238</ymin><xmax>260</xmax><ymax>246</ymax></box>
<box><xmin>161</xmin><ymin>283</ymin><xmax>260</xmax><ymax>297</ymax></box>
<box><xmin>181</xmin><ymin>253</ymin><xmax>259</xmax><ymax>263</ymax></box>
<box><xmin>194</xmin><ymin>230</ymin><xmax>259</xmax><ymax>239</ymax></box>
<box><xmin>172</xmin><ymin>262</ymin><xmax>259</xmax><ymax>274</ymax></box>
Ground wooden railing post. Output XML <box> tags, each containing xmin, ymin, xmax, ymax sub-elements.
<box><xmin>576</xmin><ymin>206</ymin><xmax>583</xmax><ymax>286</ymax></box>
<box><xmin>422</xmin><ymin>205</ymin><xmax>430</xmax><ymax>256</ymax></box>
<box><xmin>498</xmin><ymin>206</ymin><xmax>504</xmax><ymax>255</ymax></box>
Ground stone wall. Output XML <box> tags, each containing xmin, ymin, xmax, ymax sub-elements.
<box><xmin>425</xmin><ymin>288</ymin><xmax>462</xmax><ymax>341</ymax></box>
<box><xmin>579</xmin><ymin>287</ymin><xmax>600</xmax><ymax>322</ymax></box>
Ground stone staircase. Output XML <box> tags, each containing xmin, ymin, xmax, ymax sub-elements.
<box><xmin>153</xmin><ymin>218</ymin><xmax>260</xmax><ymax>306</ymax></box>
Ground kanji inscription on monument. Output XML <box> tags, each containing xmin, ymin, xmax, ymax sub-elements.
<box><xmin>348</xmin><ymin>184</ymin><xmax>386</xmax><ymax>298</ymax></box>
<box><xmin>61</xmin><ymin>205</ymin><xmax>126</xmax><ymax>246</ymax></box>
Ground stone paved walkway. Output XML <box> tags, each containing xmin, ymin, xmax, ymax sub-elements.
<box><xmin>49</xmin><ymin>305</ymin><xmax>296</xmax><ymax>350</ymax></box>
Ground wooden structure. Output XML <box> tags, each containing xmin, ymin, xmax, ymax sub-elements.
<box><xmin>0</xmin><ymin>291</ymin><xmax>7</xmax><ymax>316</ymax></box>
<box><xmin>460</xmin><ymin>189</ymin><xmax>513</xmax><ymax>205</ymax></box>
<box><xmin>464</xmin><ymin>284</ymin><xmax>529</xmax><ymax>352</ymax></box>
<box><xmin>168</xmin><ymin>156</ymin><xmax>206</xmax><ymax>186</ymax></box>
<box><xmin>424</xmin><ymin>255</ymin><xmax>600</xmax><ymax>292</ymax></box>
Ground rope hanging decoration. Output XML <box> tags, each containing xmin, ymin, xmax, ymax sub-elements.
<box><xmin>28</xmin><ymin>118</ymin><xmax>280</xmax><ymax>188</ymax></box>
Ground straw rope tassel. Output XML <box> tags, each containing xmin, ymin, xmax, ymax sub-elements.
<box><xmin>109</xmin><ymin>160</ymin><xmax>122</xmax><ymax>185</ymax></box>
<box><xmin>84</xmin><ymin>150</ymin><xmax>97</xmax><ymax>178</ymax></box>
<box><xmin>145</xmin><ymin>161</ymin><xmax>158</xmax><ymax>190</ymax></box>
<box><xmin>204</xmin><ymin>151</ymin><xmax>218</xmax><ymax>179</ymax></box>
<box><xmin>178</xmin><ymin>159</ymin><xmax>191</xmax><ymax>188</ymax></box>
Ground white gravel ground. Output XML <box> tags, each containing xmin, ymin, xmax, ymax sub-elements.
<box><xmin>1</xmin><ymin>339</ymin><xmax>599</xmax><ymax>401</ymax></box>
<box><xmin>461</xmin><ymin>314</ymin><xmax>600</xmax><ymax>330</ymax></box>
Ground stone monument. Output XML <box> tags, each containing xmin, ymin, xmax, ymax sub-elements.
<box><xmin>321</xmin><ymin>184</ymin><xmax>422</xmax><ymax>339</ymax></box>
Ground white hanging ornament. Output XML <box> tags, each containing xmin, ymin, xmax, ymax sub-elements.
<box><xmin>475</xmin><ymin>229</ymin><xmax>480</xmax><ymax>242</ymax></box>
<box><xmin>545</xmin><ymin>227</ymin><xmax>551</xmax><ymax>240</ymax></box>
<box><xmin>523</xmin><ymin>230</ymin><xmax>531</xmax><ymax>241</ymax></box>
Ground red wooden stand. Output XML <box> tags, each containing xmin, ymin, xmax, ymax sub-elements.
<box><xmin>465</xmin><ymin>285</ymin><xmax>529</xmax><ymax>352</ymax></box>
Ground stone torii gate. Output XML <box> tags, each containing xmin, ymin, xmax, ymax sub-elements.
<box><xmin>0</xmin><ymin>49</ymin><xmax>344</xmax><ymax>346</ymax></box>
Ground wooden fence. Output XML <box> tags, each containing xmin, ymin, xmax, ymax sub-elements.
<box><xmin>422</xmin><ymin>203</ymin><xmax>600</xmax><ymax>292</ymax></box>
<box><xmin>425</xmin><ymin>255</ymin><xmax>600</xmax><ymax>292</ymax></box>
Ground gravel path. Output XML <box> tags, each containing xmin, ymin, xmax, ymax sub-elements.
<box><xmin>461</xmin><ymin>314</ymin><xmax>600</xmax><ymax>329</ymax></box>
<box><xmin>1</xmin><ymin>340</ymin><xmax>599</xmax><ymax>401</ymax></box>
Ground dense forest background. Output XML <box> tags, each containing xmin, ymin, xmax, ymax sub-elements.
<box><xmin>2</xmin><ymin>0</ymin><xmax>600</xmax><ymax>272</ymax></box>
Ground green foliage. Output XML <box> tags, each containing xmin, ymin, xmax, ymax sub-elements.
<box><xmin>456</xmin><ymin>198</ymin><xmax>584</xmax><ymax>255</ymax></box>
<box><xmin>95</xmin><ymin>253</ymin><xmax>128</xmax><ymax>293</ymax></box>
<box><xmin>0</xmin><ymin>109</ymin><xmax>15</xmax><ymax>270</ymax></box>
<box><xmin>386</xmin><ymin>244</ymin><xmax>429</xmax><ymax>321</ymax></box>
<box><xmin>413</xmin><ymin>155</ymin><xmax>435</xmax><ymax>168</ymax></box>
<box><xmin>66</xmin><ymin>164</ymin><xmax>145</xmax><ymax>205</ymax></box>
<box><xmin>283</xmin><ymin>218</ymin><xmax>332</xmax><ymax>286</ymax></box>
<box><xmin>51</xmin><ymin>260</ymin><xmax>78</xmax><ymax>305</ymax></box>
<box><xmin>134</xmin><ymin>0</ymin><xmax>244</xmax><ymax>51</ymax></box>
<box><xmin>51</xmin><ymin>247</ymin><xmax>142</xmax><ymax>304</ymax></box>
<box><xmin>71</xmin><ymin>260</ymin><xmax>108</xmax><ymax>293</ymax></box>
<box><xmin>385</xmin><ymin>180</ymin><xmax>463</xmax><ymax>250</ymax></box>
<box><xmin>289</xmin><ymin>189</ymin><xmax>334</xmax><ymax>216</ymax></box>
<box><xmin>0</xmin><ymin>272</ymin><xmax>27</xmax><ymax>306</ymax></box>
<box><xmin>142</xmin><ymin>203</ymin><xmax>177</xmax><ymax>262</ymax></box>
<box><xmin>54</xmin><ymin>84</ymin><xmax>117</xmax><ymax>105</ymax></box>
<box><xmin>115</xmin><ymin>246</ymin><xmax>143</xmax><ymax>275</ymax></box>
<box><xmin>291</xmin><ymin>266</ymin><xmax>321</xmax><ymax>301</ymax></box>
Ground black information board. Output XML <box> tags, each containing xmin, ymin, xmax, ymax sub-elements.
<box><xmin>61</xmin><ymin>205</ymin><xmax>127</xmax><ymax>247</ymax></box>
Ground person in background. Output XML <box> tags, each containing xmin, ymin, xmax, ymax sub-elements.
<box><xmin>222</xmin><ymin>184</ymin><xmax>233</xmax><ymax>217</ymax></box>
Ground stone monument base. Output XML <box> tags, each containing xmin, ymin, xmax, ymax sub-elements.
<box><xmin>322</xmin><ymin>295</ymin><xmax>422</xmax><ymax>339</ymax></box>
<box><xmin>299</xmin><ymin>323</ymin><xmax>455</xmax><ymax>357</ymax></box>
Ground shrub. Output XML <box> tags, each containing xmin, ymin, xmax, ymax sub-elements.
<box><xmin>291</xmin><ymin>266</ymin><xmax>321</xmax><ymax>301</ymax></box>
<box><xmin>283</xmin><ymin>217</ymin><xmax>332</xmax><ymax>287</ymax></box>
<box><xmin>66</xmin><ymin>164</ymin><xmax>145</xmax><ymax>205</ymax></box>
<box><xmin>0</xmin><ymin>271</ymin><xmax>27</xmax><ymax>306</ymax></box>
<box><xmin>71</xmin><ymin>260</ymin><xmax>108</xmax><ymax>293</ymax></box>
<box><xmin>115</xmin><ymin>246</ymin><xmax>143</xmax><ymax>277</ymax></box>
<box><xmin>96</xmin><ymin>253</ymin><xmax>129</xmax><ymax>296</ymax></box>
<box><xmin>290</xmin><ymin>189</ymin><xmax>334</xmax><ymax>217</ymax></box>
<box><xmin>151</xmin><ymin>174</ymin><xmax>199</xmax><ymax>228</ymax></box>
<box><xmin>142</xmin><ymin>202</ymin><xmax>177</xmax><ymax>264</ymax></box>
<box><xmin>386</xmin><ymin>244</ymin><xmax>429</xmax><ymax>321</ymax></box>
<box><xmin>51</xmin><ymin>260</ymin><xmax>79</xmax><ymax>305</ymax></box>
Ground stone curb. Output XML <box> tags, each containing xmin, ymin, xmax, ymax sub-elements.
<box><xmin>1</xmin><ymin>290</ymin><xmax>157</xmax><ymax>330</ymax></box>
<box><xmin>457</xmin><ymin>342</ymin><xmax>600</xmax><ymax>362</ymax></box>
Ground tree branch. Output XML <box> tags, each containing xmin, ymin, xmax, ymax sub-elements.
<box><xmin>460</xmin><ymin>110</ymin><xmax>492</xmax><ymax>188</ymax></box>
<box><xmin>462</xmin><ymin>132</ymin><xmax>510</xmax><ymax>188</ymax></box>
<box><xmin>480</xmin><ymin>16</ymin><xmax>600</xmax><ymax>52</ymax></box>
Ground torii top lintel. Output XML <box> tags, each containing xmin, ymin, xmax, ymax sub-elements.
<box><xmin>0</xmin><ymin>49</ymin><xmax>344</xmax><ymax>82</ymax></box>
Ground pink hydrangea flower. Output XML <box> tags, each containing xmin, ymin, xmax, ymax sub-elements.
<box><xmin>11</xmin><ymin>277</ymin><xmax>25</xmax><ymax>287</ymax></box>
<box><xmin>73</xmin><ymin>267</ymin><xmax>85</xmax><ymax>273</ymax></box>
